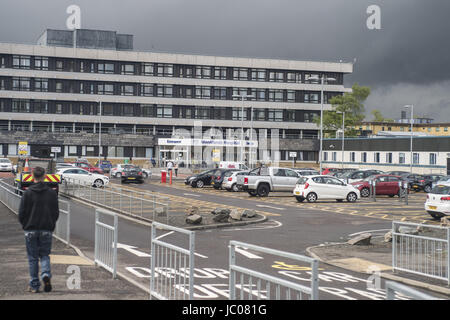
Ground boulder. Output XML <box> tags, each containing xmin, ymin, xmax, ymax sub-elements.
<box><xmin>155</xmin><ymin>207</ymin><xmax>166</xmax><ymax>217</ymax></box>
<box><xmin>186</xmin><ymin>214</ymin><xmax>202</xmax><ymax>225</ymax></box>
<box><xmin>242</xmin><ymin>209</ymin><xmax>256</xmax><ymax>218</ymax></box>
<box><xmin>211</xmin><ymin>208</ymin><xmax>231</xmax><ymax>215</ymax></box>
<box><xmin>185</xmin><ymin>206</ymin><xmax>199</xmax><ymax>216</ymax></box>
<box><xmin>229</xmin><ymin>209</ymin><xmax>242</xmax><ymax>221</ymax></box>
<box><xmin>347</xmin><ymin>233</ymin><xmax>372</xmax><ymax>246</ymax></box>
<box><xmin>398</xmin><ymin>226</ymin><xmax>419</xmax><ymax>235</ymax></box>
<box><xmin>213</xmin><ymin>211</ymin><xmax>230</xmax><ymax>223</ymax></box>
<box><xmin>440</xmin><ymin>216</ymin><xmax>450</xmax><ymax>227</ymax></box>
<box><xmin>384</xmin><ymin>231</ymin><xmax>393</xmax><ymax>243</ymax></box>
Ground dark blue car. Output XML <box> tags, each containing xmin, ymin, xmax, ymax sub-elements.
<box><xmin>95</xmin><ymin>160</ymin><xmax>113</xmax><ymax>173</ymax></box>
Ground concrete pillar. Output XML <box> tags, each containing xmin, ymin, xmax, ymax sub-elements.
<box><xmin>133</xmin><ymin>124</ymin><xmax>136</xmax><ymax>134</ymax></box>
<box><xmin>93</xmin><ymin>123</ymin><xmax>96</xmax><ymax>134</ymax></box>
<box><xmin>51</xmin><ymin>122</ymin><xmax>54</xmax><ymax>133</ymax></box>
<box><xmin>30</xmin><ymin>120</ymin><xmax>33</xmax><ymax>132</ymax></box>
<box><xmin>73</xmin><ymin>123</ymin><xmax>76</xmax><ymax>133</ymax></box>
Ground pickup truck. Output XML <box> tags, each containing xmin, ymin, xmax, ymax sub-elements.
<box><xmin>236</xmin><ymin>167</ymin><xmax>301</xmax><ymax>197</ymax></box>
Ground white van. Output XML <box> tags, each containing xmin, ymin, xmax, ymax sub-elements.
<box><xmin>219</xmin><ymin>161</ymin><xmax>248</xmax><ymax>170</ymax></box>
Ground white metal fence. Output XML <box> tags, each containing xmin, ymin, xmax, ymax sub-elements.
<box><xmin>150</xmin><ymin>222</ymin><xmax>195</xmax><ymax>300</ymax></box>
<box><xmin>61</xmin><ymin>177</ymin><xmax>170</xmax><ymax>223</ymax></box>
<box><xmin>229</xmin><ymin>241</ymin><xmax>319</xmax><ymax>300</ymax></box>
<box><xmin>392</xmin><ymin>221</ymin><xmax>450</xmax><ymax>286</ymax></box>
<box><xmin>385</xmin><ymin>281</ymin><xmax>438</xmax><ymax>300</ymax></box>
<box><xmin>94</xmin><ymin>208</ymin><xmax>118</xmax><ymax>278</ymax></box>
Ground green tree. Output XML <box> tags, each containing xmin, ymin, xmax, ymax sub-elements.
<box><xmin>314</xmin><ymin>83</ymin><xmax>371</xmax><ymax>137</ymax></box>
<box><xmin>370</xmin><ymin>109</ymin><xmax>394</xmax><ymax>122</ymax></box>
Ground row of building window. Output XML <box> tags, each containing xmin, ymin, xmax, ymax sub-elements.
<box><xmin>0</xmin><ymin>54</ymin><xmax>343</xmax><ymax>84</ymax></box>
<box><xmin>0</xmin><ymin>99</ymin><xmax>320</xmax><ymax>123</ymax></box>
<box><xmin>324</xmin><ymin>151</ymin><xmax>438</xmax><ymax>165</ymax></box>
<box><xmin>0</xmin><ymin>76</ymin><xmax>338</xmax><ymax>104</ymax></box>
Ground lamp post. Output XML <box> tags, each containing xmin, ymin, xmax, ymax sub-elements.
<box><xmin>232</xmin><ymin>94</ymin><xmax>255</xmax><ymax>165</ymax></box>
<box><xmin>336</xmin><ymin>111</ymin><xmax>345</xmax><ymax>169</ymax></box>
<box><xmin>98</xmin><ymin>101</ymin><xmax>102</xmax><ymax>163</ymax></box>
<box><xmin>308</xmin><ymin>74</ymin><xmax>336</xmax><ymax>174</ymax></box>
<box><xmin>404</xmin><ymin>105</ymin><xmax>414</xmax><ymax>173</ymax></box>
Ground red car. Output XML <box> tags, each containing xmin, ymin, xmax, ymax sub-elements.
<box><xmin>71</xmin><ymin>161</ymin><xmax>104</xmax><ymax>175</ymax></box>
<box><xmin>351</xmin><ymin>174</ymin><xmax>407</xmax><ymax>198</ymax></box>
<box><xmin>321</xmin><ymin>168</ymin><xmax>339</xmax><ymax>175</ymax></box>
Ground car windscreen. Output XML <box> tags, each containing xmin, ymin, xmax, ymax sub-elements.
<box><xmin>430</xmin><ymin>185</ymin><xmax>450</xmax><ymax>195</ymax></box>
<box><xmin>340</xmin><ymin>171</ymin><xmax>355</xmax><ymax>178</ymax></box>
<box><xmin>296</xmin><ymin>177</ymin><xmax>309</xmax><ymax>185</ymax></box>
<box><xmin>0</xmin><ymin>159</ymin><xmax>11</xmax><ymax>163</ymax></box>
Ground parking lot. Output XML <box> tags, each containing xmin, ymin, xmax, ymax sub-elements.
<box><xmin>144</xmin><ymin>179</ymin><xmax>433</xmax><ymax>224</ymax></box>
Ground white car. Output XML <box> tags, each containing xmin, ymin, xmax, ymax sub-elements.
<box><xmin>58</xmin><ymin>167</ymin><xmax>109</xmax><ymax>188</ymax></box>
<box><xmin>432</xmin><ymin>176</ymin><xmax>450</xmax><ymax>189</ymax></box>
<box><xmin>111</xmin><ymin>164</ymin><xmax>151</xmax><ymax>178</ymax></box>
<box><xmin>425</xmin><ymin>183</ymin><xmax>450</xmax><ymax>220</ymax></box>
<box><xmin>293</xmin><ymin>175</ymin><xmax>360</xmax><ymax>203</ymax></box>
<box><xmin>0</xmin><ymin>158</ymin><xmax>13</xmax><ymax>172</ymax></box>
<box><xmin>223</xmin><ymin>170</ymin><xmax>248</xmax><ymax>192</ymax></box>
<box><xmin>219</xmin><ymin>161</ymin><xmax>248</xmax><ymax>170</ymax></box>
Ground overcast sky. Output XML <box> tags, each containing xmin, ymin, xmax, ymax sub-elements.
<box><xmin>1</xmin><ymin>0</ymin><xmax>449</xmax><ymax>121</ymax></box>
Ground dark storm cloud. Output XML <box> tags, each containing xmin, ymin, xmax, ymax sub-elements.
<box><xmin>0</xmin><ymin>0</ymin><xmax>449</xmax><ymax>119</ymax></box>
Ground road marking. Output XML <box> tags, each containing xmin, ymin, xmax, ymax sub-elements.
<box><xmin>117</xmin><ymin>243</ymin><xmax>151</xmax><ymax>257</ymax></box>
<box><xmin>256</xmin><ymin>204</ymin><xmax>285</xmax><ymax>211</ymax></box>
<box><xmin>183</xmin><ymin>193</ymin><xmax>202</xmax><ymax>197</ymax></box>
<box><xmin>348</xmin><ymin>229</ymin><xmax>391</xmax><ymax>237</ymax></box>
<box><xmin>154</xmin><ymin>231</ymin><xmax>174</xmax><ymax>240</ymax></box>
<box><xmin>230</xmin><ymin>246</ymin><xmax>264</xmax><ymax>259</ymax></box>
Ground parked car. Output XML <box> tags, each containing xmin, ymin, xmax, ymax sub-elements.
<box><xmin>57</xmin><ymin>167</ymin><xmax>109</xmax><ymax>188</ymax></box>
<box><xmin>184</xmin><ymin>169</ymin><xmax>217</xmax><ymax>186</ymax></box>
<box><xmin>425</xmin><ymin>183</ymin><xmax>450</xmax><ymax>220</ymax></box>
<box><xmin>212</xmin><ymin>169</ymin><xmax>240</xmax><ymax>189</ymax></box>
<box><xmin>0</xmin><ymin>158</ymin><xmax>13</xmax><ymax>172</ymax></box>
<box><xmin>339</xmin><ymin>170</ymin><xmax>384</xmax><ymax>184</ymax></box>
<box><xmin>237</xmin><ymin>167</ymin><xmax>301</xmax><ymax>197</ymax></box>
<box><xmin>190</xmin><ymin>169</ymin><xmax>223</xmax><ymax>188</ymax></box>
<box><xmin>433</xmin><ymin>176</ymin><xmax>450</xmax><ymax>189</ymax></box>
<box><xmin>293</xmin><ymin>175</ymin><xmax>360</xmax><ymax>203</ymax></box>
<box><xmin>332</xmin><ymin>168</ymin><xmax>357</xmax><ymax>178</ymax></box>
<box><xmin>350</xmin><ymin>174</ymin><xmax>408</xmax><ymax>198</ymax></box>
<box><xmin>321</xmin><ymin>168</ymin><xmax>340</xmax><ymax>175</ymax></box>
<box><xmin>111</xmin><ymin>164</ymin><xmax>150</xmax><ymax>178</ymax></box>
<box><xmin>399</xmin><ymin>173</ymin><xmax>427</xmax><ymax>191</ymax></box>
<box><xmin>421</xmin><ymin>175</ymin><xmax>445</xmax><ymax>193</ymax></box>
<box><xmin>386</xmin><ymin>171</ymin><xmax>410</xmax><ymax>176</ymax></box>
<box><xmin>56</xmin><ymin>163</ymin><xmax>75</xmax><ymax>170</ymax></box>
<box><xmin>95</xmin><ymin>160</ymin><xmax>113</xmax><ymax>173</ymax></box>
<box><xmin>223</xmin><ymin>171</ymin><xmax>249</xmax><ymax>192</ymax></box>
<box><xmin>218</xmin><ymin>161</ymin><xmax>249</xmax><ymax>170</ymax></box>
<box><xmin>293</xmin><ymin>169</ymin><xmax>319</xmax><ymax>176</ymax></box>
<box><xmin>71</xmin><ymin>161</ymin><xmax>104</xmax><ymax>175</ymax></box>
<box><xmin>121</xmin><ymin>166</ymin><xmax>145</xmax><ymax>184</ymax></box>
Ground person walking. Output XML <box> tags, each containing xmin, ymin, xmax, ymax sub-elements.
<box><xmin>167</xmin><ymin>160</ymin><xmax>173</xmax><ymax>174</ymax></box>
<box><xmin>174</xmin><ymin>161</ymin><xmax>179</xmax><ymax>177</ymax></box>
<box><xmin>18</xmin><ymin>166</ymin><xmax>59</xmax><ymax>293</ymax></box>
<box><xmin>151</xmin><ymin>158</ymin><xmax>156</xmax><ymax>168</ymax></box>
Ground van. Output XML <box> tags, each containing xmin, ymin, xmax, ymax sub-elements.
<box><xmin>219</xmin><ymin>161</ymin><xmax>248</xmax><ymax>170</ymax></box>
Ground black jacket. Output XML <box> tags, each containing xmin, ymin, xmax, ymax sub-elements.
<box><xmin>18</xmin><ymin>182</ymin><xmax>59</xmax><ymax>232</ymax></box>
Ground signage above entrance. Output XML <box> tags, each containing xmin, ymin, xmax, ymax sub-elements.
<box><xmin>158</xmin><ymin>138</ymin><xmax>258</xmax><ymax>148</ymax></box>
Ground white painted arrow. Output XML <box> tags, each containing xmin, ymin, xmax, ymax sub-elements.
<box><xmin>256</xmin><ymin>204</ymin><xmax>285</xmax><ymax>211</ymax></box>
<box><xmin>232</xmin><ymin>246</ymin><xmax>263</xmax><ymax>259</ymax></box>
<box><xmin>117</xmin><ymin>243</ymin><xmax>151</xmax><ymax>257</ymax></box>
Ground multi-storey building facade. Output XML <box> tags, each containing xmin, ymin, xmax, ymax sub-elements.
<box><xmin>0</xmin><ymin>29</ymin><xmax>353</xmax><ymax>165</ymax></box>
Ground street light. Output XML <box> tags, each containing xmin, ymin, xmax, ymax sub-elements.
<box><xmin>404</xmin><ymin>105</ymin><xmax>414</xmax><ymax>173</ymax></box>
<box><xmin>98</xmin><ymin>101</ymin><xmax>102</xmax><ymax>163</ymax></box>
<box><xmin>336</xmin><ymin>110</ymin><xmax>345</xmax><ymax>169</ymax></box>
<box><xmin>307</xmin><ymin>74</ymin><xmax>336</xmax><ymax>174</ymax></box>
<box><xmin>232</xmin><ymin>94</ymin><xmax>255</xmax><ymax>165</ymax></box>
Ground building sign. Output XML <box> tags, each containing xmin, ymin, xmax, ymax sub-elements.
<box><xmin>289</xmin><ymin>152</ymin><xmax>297</xmax><ymax>158</ymax></box>
<box><xmin>158</xmin><ymin>138</ymin><xmax>258</xmax><ymax>148</ymax></box>
<box><xmin>51</xmin><ymin>147</ymin><xmax>61</xmax><ymax>153</ymax></box>
<box><xmin>18</xmin><ymin>141</ymin><xmax>28</xmax><ymax>156</ymax></box>
<box><xmin>212</xmin><ymin>149</ymin><xmax>221</xmax><ymax>162</ymax></box>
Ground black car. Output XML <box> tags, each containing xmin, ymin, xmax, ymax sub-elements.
<box><xmin>418</xmin><ymin>175</ymin><xmax>444</xmax><ymax>193</ymax></box>
<box><xmin>121</xmin><ymin>166</ymin><xmax>144</xmax><ymax>184</ymax></box>
<box><xmin>212</xmin><ymin>169</ymin><xmax>240</xmax><ymax>189</ymax></box>
<box><xmin>189</xmin><ymin>169</ymin><xmax>219</xmax><ymax>188</ymax></box>
<box><xmin>399</xmin><ymin>173</ymin><xmax>426</xmax><ymax>191</ymax></box>
<box><xmin>184</xmin><ymin>169</ymin><xmax>216</xmax><ymax>186</ymax></box>
<box><xmin>340</xmin><ymin>169</ymin><xmax>384</xmax><ymax>182</ymax></box>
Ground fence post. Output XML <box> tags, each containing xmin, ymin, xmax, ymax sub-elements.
<box><xmin>150</xmin><ymin>224</ymin><xmax>156</xmax><ymax>300</ymax></box>
<box><xmin>189</xmin><ymin>231</ymin><xmax>195</xmax><ymax>300</ymax></box>
<box><xmin>447</xmin><ymin>228</ymin><xmax>450</xmax><ymax>287</ymax></box>
<box><xmin>311</xmin><ymin>259</ymin><xmax>319</xmax><ymax>300</ymax></box>
<box><xmin>94</xmin><ymin>210</ymin><xmax>98</xmax><ymax>267</ymax></box>
<box><xmin>66</xmin><ymin>201</ymin><xmax>71</xmax><ymax>246</ymax></box>
<box><xmin>229</xmin><ymin>243</ymin><xmax>236</xmax><ymax>300</ymax></box>
<box><xmin>113</xmin><ymin>213</ymin><xmax>118</xmax><ymax>279</ymax></box>
<box><xmin>392</xmin><ymin>221</ymin><xmax>396</xmax><ymax>273</ymax></box>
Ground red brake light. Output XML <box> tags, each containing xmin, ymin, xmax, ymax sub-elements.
<box><xmin>138</xmin><ymin>172</ymin><xmax>142</xmax><ymax>175</ymax></box>
<box><xmin>305</xmin><ymin>182</ymin><xmax>309</xmax><ymax>189</ymax></box>
<box><xmin>217</xmin><ymin>176</ymin><xmax>221</xmax><ymax>180</ymax></box>
<box><xmin>420</xmin><ymin>180</ymin><xmax>425</xmax><ymax>183</ymax></box>
<box><xmin>441</xmin><ymin>197</ymin><xmax>450</xmax><ymax>201</ymax></box>
<box><xmin>244</xmin><ymin>177</ymin><xmax>248</xmax><ymax>184</ymax></box>
<box><xmin>228</xmin><ymin>177</ymin><xmax>232</xmax><ymax>181</ymax></box>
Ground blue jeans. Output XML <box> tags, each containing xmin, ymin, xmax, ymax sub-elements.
<box><xmin>24</xmin><ymin>231</ymin><xmax>53</xmax><ymax>290</ymax></box>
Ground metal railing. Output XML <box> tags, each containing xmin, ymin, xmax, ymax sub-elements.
<box><xmin>0</xmin><ymin>180</ymin><xmax>22</xmax><ymax>213</ymax></box>
<box><xmin>61</xmin><ymin>177</ymin><xmax>171</xmax><ymax>223</ymax></box>
<box><xmin>385</xmin><ymin>281</ymin><xmax>438</xmax><ymax>300</ymax></box>
<box><xmin>94</xmin><ymin>208</ymin><xmax>118</xmax><ymax>278</ymax></box>
<box><xmin>150</xmin><ymin>222</ymin><xmax>195</xmax><ymax>300</ymax></box>
<box><xmin>392</xmin><ymin>221</ymin><xmax>450</xmax><ymax>285</ymax></box>
<box><xmin>229</xmin><ymin>241</ymin><xmax>319</xmax><ymax>300</ymax></box>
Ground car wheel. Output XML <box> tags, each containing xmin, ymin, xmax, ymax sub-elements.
<box><xmin>296</xmin><ymin>196</ymin><xmax>305</xmax><ymax>203</ymax></box>
<box><xmin>196</xmin><ymin>180</ymin><xmax>204</xmax><ymax>188</ymax></box>
<box><xmin>306</xmin><ymin>192</ymin><xmax>317</xmax><ymax>203</ymax></box>
<box><xmin>93</xmin><ymin>179</ymin><xmax>104</xmax><ymax>188</ymax></box>
<box><xmin>424</xmin><ymin>185</ymin><xmax>432</xmax><ymax>193</ymax></box>
<box><xmin>388</xmin><ymin>194</ymin><xmax>395</xmax><ymax>198</ymax></box>
<box><xmin>360</xmin><ymin>187</ymin><xmax>370</xmax><ymax>198</ymax></box>
<box><xmin>232</xmin><ymin>184</ymin><xmax>240</xmax><ymax>192</ymax></box>
<box><xmin>143</xmin><ymin>172</ymin><xmax>148</xmax><ymax>179</ymax></box>
<box><xmin>347</xmin><ymin>192</ymin><xmax>357</xmax><ymax>203</ymax></box>
<box><xmin>213</xmin><ymin>185</ymin><xmax>220</xmax><ymax>190</ymax></box>
<box><xmin>257</xmin><ymin>184</ymin><xmax>270</xmax><ymax>197</ymax></box>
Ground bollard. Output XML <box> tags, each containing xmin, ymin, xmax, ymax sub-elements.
<box><xmin>373</xmin><ymin>180</ymin><xmax>377</xmax><ymax>202</ymax></box>
<box><xmin>169</xmin><ymin>169</ymin><xmax>173</xmax><ymax>185</ymax></box>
